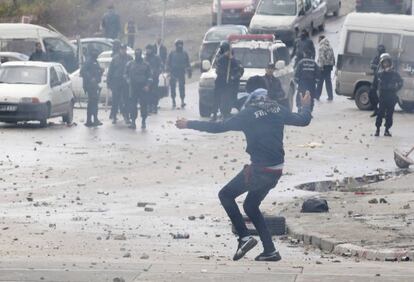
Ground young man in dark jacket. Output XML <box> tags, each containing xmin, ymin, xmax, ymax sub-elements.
<box><xmin>145</xmin><ymin>44</ymin><xmax>163</xmax><ymax>114</ymax></box>
<box><xmin>291</xmin><ymin>30</ymin><xmax>315</xmax><ymax>67</ymax></box>
<box><xmin>374</xmin><ymin>53</ymin><xmax>403</xmax><ymax>137</ymax></box>
<box><xmin>176</xmin><ymin>88</ymin><xmax>312</xmax><ymax>262</ymax></box>
<box><xmin>295</xmin><ymin>49</ymin><xmax>320</xmax><ymax>111</ymax></box>
<box><xmin>167</xmin><ymin>40</ymin><xmax>192</xmax><ymax>109</ymax></box>
<box><xmin>125</xmin><ymin>49</ymin><xmax>152</xmax><ymax>130</ymax></box>
<box><xmin>262</xmin><ymin>63</ymin><xmax>287</xmax><ymax>108</ymax></box>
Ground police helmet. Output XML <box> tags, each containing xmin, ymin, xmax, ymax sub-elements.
<box><xmin>219</xmin><ymin>41</ymin><xmax>230</xmax><ymax>54</ymax></box>
<box><xmin>380</xmin><ymin>53</ymin><xmax>392</xmax><ymax>67</ymax></box>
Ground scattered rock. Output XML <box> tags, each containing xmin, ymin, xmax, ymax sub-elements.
<box><xmin>403</xmin><ymin>204</ymin><xmax>411</xmax><ymax>210</ymax></box>
<box><xmin>113</xmin><ymin>278</ymin><xmax>125</xmax><ymax>282</ymax></box>
<box><xmin>188</xmin><ymin>216</ymin><xmax>196</xmax><ymax>221</ymax></box>
<box><xmin>140</xmin><ymin>253</ymin><xmax>149</xmax><ymax>260</ymax></box>
<box><xmin>144</xmin><ymin>207</ymin><xmax>154</xmax><ymax>212</ymax></box>
<box><xmin>170</xmin><ymin>233</ymin><xmax>190</xmax><ymax>239</ymax></box>
<box><xmin>123</xmin><ymin>252</ymin><xmax>131</xmax><ymax>258</ymax></box>
<box><xmin>379</xmin><ymin>198</ymin><xmax>388</xmax><ymax>204</ymax></box>
<box><xmin>137</xmin><ymin>202</ymin><xmax>148</xmax><ymax>207</ymax></box>
<box><xmin>368</xmin><ymin>198</ymin><xmax>378</xmax><ymax>204</ymax></box>
<box><xmin>113</xmin><ymin>234</ymin><xmax>127</xmax><ymax>241</ymax></box>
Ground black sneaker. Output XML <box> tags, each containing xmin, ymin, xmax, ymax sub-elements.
<box><xmin>374</xmin><ymin>129</ymin><xmax>380</xmax><ymax>137</ymax></box>
<box><xmin>233</xmin><ymin>237</ymin><xmax>258</xmax><ymax>261</ymax></box>
<box><xmin>94</xmin><ymin>120</ymin><xmax>103</xmax><ymax>126</ymax></box>
<box><xmin>255</xmin><ymin>251</ymin><xmax>282</xmax><ymax>262</ymax></box>
<box><xmin>384</xmin><ymin>130</ymin><xmax>392</xmax><ymax>137</ymax></box>
<box><xmin>84</xmin><ymin>122</ymin><xmax>93</xmax><ymax>127</ymax></box>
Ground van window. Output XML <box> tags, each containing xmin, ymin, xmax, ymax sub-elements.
<box><xmin>346</xmin><ymin>32</ymin><xmax>364</xmax><ymax>54</ymax></box>
<box><xmin>0</xmin><ymin>38</ymin><xmax>40</xmax><ymax>56</ymax></box>
<box><xmin>44</xmin><ymin>38</ymin><xmax>73</xmax><ymax>53</ymax></box>
<box><xmin>401</xmin><ymin>36</ymin><xmax>414</xmax><ymax>62</ymax></box>
<box><xmin>363</xmin><ymin>33</ymin><xmax>380</xmax><ymax>58</ymax></box>
<box><xmin>382</xmin><ymin>33</ymin><xmax>400</xmax><ymax>54</ymax></box>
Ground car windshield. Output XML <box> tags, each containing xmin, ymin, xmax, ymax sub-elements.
<box><xmin>257</xmin><ymin>0</ymin><xmax>297</xmax><ymax>16</ymax></box>
<box><xmin>233</xmin><ymin>48</ymin><xmax>270</xmax><ymax>68</ymax></box>
<box><xmin>0</xmin><ymin>66</ymin><xmax>47</xmax><ymax>85</ymax></box>
<box><xmin>205</xmin><ymin>28</ymin><xmax>245</xmax><ymax>42</ymax></box>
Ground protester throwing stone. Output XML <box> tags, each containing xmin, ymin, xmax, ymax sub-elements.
<box><xmin>176</xmin><ymin>84</ymin><xmax>312</xmax><ymax>262</ymax></box>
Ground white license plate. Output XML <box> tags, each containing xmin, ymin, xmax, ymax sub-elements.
<box><xmin>0</xmin><ymin>105</ymin><xmax>17</xmax><ymax>112</ymax></box>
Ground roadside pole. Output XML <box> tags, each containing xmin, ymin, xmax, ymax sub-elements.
<box><xmin>217</xmin><ymin>0</ymin><xmax>222</xmax><ymax>26</ymax></box>
<box><xmin>161</xmin><ymin>0</ymin><xmax>168</xmax><ymax>41</ymax></box>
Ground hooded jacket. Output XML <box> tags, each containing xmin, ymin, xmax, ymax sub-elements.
<box><xmin>318</xmin><ymin>38</ymin><xmax>335</xmax><ymax>67</ymax></box>
<box><xmin>187</xmin><ymin>89</ymin><xmax>312</xmax><ymax>166</ymax></box>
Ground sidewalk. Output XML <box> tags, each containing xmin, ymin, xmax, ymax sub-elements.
<box><xmin>282</xmin><ymin>171</ymin><xmax>414</xmax><ymax>261</ymax></box>
<box><xmin>0</xmin><ymin>260</ymin><xmax>413</xmax><ymax>282</ymax></box>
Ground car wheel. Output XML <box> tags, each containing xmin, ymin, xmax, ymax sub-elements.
<box><xmin>199</xmin><ymin>102</ymin><xmax>211</xmax><ymax>118</ymax></box>
<box><xmin>355</xmin><ymin>85</ymin><xmax>373</xmax><ymax>111</ymax></box>
<box><xmin>398</xmin><ymin>100</ymin><xmax>414</xmax><ymax>113</ymax></box>
<box><xmin>62</xmin><ymin>102</ymin><xmax>74</xmax><ymax>124</ymax></box>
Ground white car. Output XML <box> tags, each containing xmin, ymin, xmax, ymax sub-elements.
<box><xmin>0</xmin><ymin>61</ymin><xmax>74</xmax><ymax>126</ymax></box>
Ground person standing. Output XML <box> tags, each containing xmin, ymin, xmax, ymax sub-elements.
<box><xmin>295</xmin><ymin>49</ymin><xmax>320</xmax><ymax>111</ymax></box>
<box><xmin>107</xmin><ymin>44</ymin><xmax>132</xmax><ymax>124</ymax></box>
<box><xmin>370</xmin><ymin>45</ymin><xmax>387</xmax><ymax>117</ymax></box>
<box><xmin>125</xmin><ymin>20</ymin><xmax>137</xmax><ymax>49</ymax></box>
<box><xmin>316</xmin><ymin>35</ymin><xmax>335</xmax><ymax>101</ymax></box>
<box><xmin>167</xmin><ymin>40</ymin><xmax>192</xmax><ymax>109</ymax></box>
<box><xmin>154</xmin><ymin>37</ymin><xmax>168</xmax><ymax>68</ymax></box>
<box><xmin>176</xmin><ymin>89</ymin><xmax>312</xmax><ymax>262</ymax></box>
<box><xmin>125</xmin><ymin>49</ymin><xmax>152</xmax><ymax>130</ymax></box>
<box><xmin>145</xmin><ymin>44</ymin><xmax>163</xmax><ymax>114</ymax></box>
<box><xmin>29</xmin><ymin>42</ymin><xmax>48</xmax><ymax>62</ymax></box>
<box><xmin>80</xmin><ymin>49</ymin><xmax>104</xmax><ymax>127</ymax></box>
<box><xmin>374</xmin><ymin>53</ymin><xmax>403</xmax><ymax>137</ymax></box>
<box><xmin>102</xmin><ymin>4</ymin><xmax>121</xmax><ymax>39</ymax></box>
<box><xmin>262</xmin><ymin>63</ymin><xmax>287</xmax><ymax>108</ymax></box>
<box><xmin>291</xmin><ymin>30</ymin><xmax>315</xmax><ymax>67</ymax></box>
<box><xmin>213</xmin><ymin>42</ymin><xmax>244</xmax><ymax>120</ymax></box>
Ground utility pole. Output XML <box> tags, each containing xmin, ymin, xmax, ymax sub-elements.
<box><xmin>217</xmin><ymin>0</ymin><xmax>222</xmax><ymax>26</ymax></box>
<box><xmin>161</xmin><ymin>0</ymin><xmax>168</xmax><ymax>41</ymax></box>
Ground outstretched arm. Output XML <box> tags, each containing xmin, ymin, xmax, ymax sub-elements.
<box><xmin>176</xmin><ymin>111</ymin><xmax>247</xmax><ymax>133</ymax></box>
<box><xmin>284</xmin><ymin>92</ymin><xmax>312</xmax><ymax>126</ymax></box>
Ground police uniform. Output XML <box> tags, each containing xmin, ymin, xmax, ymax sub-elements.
<box><xmin>294</xmin><ymin>54</ymin><xmax>320</xmax><ymax>111</ymax></box>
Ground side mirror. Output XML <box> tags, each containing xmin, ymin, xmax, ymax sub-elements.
<box><xmin>275</xmin><ymin>60</ymin><xmax>286</xmax><ymax>70</ymax></box>
<box><xmin>202</xmin><ymin>60</ymin><xmax>212</xmax><ymax>71</ymax></box>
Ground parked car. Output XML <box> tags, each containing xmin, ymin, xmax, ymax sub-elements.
<box><xmin>0</xmin><ymin>52</ymin><xmax>29</xmax><ymax>64</ymax></box>
<box><xmin>70</xmin><ymin>38</ymin><xmax>133</xmax><ymax>57</ymax></box>
<box><xmin>199</xmin><ymin>34</ymin><xmax>295</xmax><ymax>117</ymax></box>
<box><xmin>0</xmin><ymin>24</ymin><xmax>78</xmax><ymax>73</ymax></box>
<box><xmin>199</xmin><ymin>25</ymin><xmax>248</xmax><ymax>66</ymax></box>
<box><xmin>325</xmin><ymin>0</ymin><xmax>341</xmax><ymax>16</ymax></box>
<box><xmin>336</xmin><ymin>13</ymin><xmax>414</xmax><ymax>112</ymax></box>
<box><xmin>0</xmin><ymin>61</ymin><xmax>74</xmax><ymax>126</ymax></box>
<box><xmin>355</xmin><ymin>0</ymin><xmax>412</xmax><ymax>15</ymax></box>
<box><xmin>249</xmin><ymin>0</ymin><xmax>327</xmax><ymax>46</ymax></box>
<box><xmin>212</xmin><ymin>0</ymin><xmax>260</xmax><ymax>26</ymax></box>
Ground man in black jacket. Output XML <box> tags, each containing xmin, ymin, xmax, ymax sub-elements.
<box><xmin>167</xmin><ymin>40</ymin><xmax>192</xmax><ymax>108</ymax></box>
<box><xmin>125</xmin><ymin>49</ymin><xmax>152</xmax><ymax>130</ymax></box>
<box><xmin>291</xmin><ymin>30</ymin><xmax>315</xmax><ymax>67</ymax></box>
<box><xmin>295</xmin><ymin>49</ymin><xmax>320</xmax><ymax>111</ymax></box>
<box><xmin>369</xmin><ymin>45</ymin><xmax>387</xmax><ymax>117</ymax></box>
<box><xmin>213</xmin><ymin>42</ymin><xmax>244</xmax><ymax>120</ymax></box>
<box><xmin>154</xmin><ymin>37</ymin><xmax>168</xmax><ymax>68</ymax></box>
<box><xmin>145</xmin><ymin>44</ymin><xmax>163</xmax><ymax>114</ymax></box>
<box><xmin>176</xmin><ymin>88</ymin><xmax>312</xmax><ymax>262</ymax></box>
<box><xmin>107</xmin><ymin>44</ymin><xmax>132</xmax><ymax>124</ymax></box>
<box><xmin>262</xmin><ymin>63</ymin><xmax>287</xmax><ymax>108</ymax></box>
<box><xmin>80</xmin><ymin>49</ymin><xmax>103</xmax><ymax>127</ymax></box>
<box><xmin>374</xmin><ymin>53</ymin><xmax>403</xmax><ymax>137</ymax></box>
<box><xmin>102</xmin><ymin>4</ymin><xmax>121</xmax><ymax>39</ymax></box>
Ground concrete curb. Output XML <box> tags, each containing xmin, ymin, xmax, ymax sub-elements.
<box><xmin>286</xmin><ymin>224</ymin><xmax>413</xmax><ymax>262</ymax></box>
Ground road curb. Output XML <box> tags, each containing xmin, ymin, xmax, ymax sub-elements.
<box><xmin>286</xmin><ymin>224</ymin><xmax>413</xmax><ymax>262</ymax></box>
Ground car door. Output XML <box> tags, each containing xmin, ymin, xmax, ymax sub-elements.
<box><xmin>298</xmin><ymin>0</ymin><xmax>313</xmax><ymax>32</ymax></box>
<box><xmin>55</xmin><ymin>65</ymin><xmax>73</xmax><ymax>111</ymax></box>
<box><xmin>43</xmin><ymin>37</ymin><xmax>78</xmax><ymax>73</ymax></box>
<box><xmin>311</xmin><ymin>0</ymin><xmax>326</xmax><ymax>28</ymax></box>
<box><xmin>49</xmin><ymin>66</ymin><xmax>65</xmax><ymax>116</ymax></box>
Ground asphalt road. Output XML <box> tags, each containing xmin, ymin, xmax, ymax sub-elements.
<box><xmin>1</xmin><ymin>14</ymin><xmax>414</xmax><ymax>281</ymax></box>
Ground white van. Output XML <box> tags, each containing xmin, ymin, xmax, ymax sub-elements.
<box><xmin>0</xmin><ymin>24</ymin><xmax>78</xmax><ymax>73</ymax></box>
<box><xmin>336</xmin><ymin>13</ymin><xmax>414</xmax><ymax>112</ymax></box>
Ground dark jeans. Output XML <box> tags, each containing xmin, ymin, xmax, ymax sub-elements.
<box><xmin>369</xmin><ymin>88</ymin><xmax>379</xmax><ymax>112</ymax></box>
<box><xmin>376</xmin><ymin>94</ymin><xmax>397</xmax><ymax>129</ymax></box>
<box><xmin>316</xmin><ymin>66</ymin><xmax>333</xmax><ymax>99</ymax></box>
<box><xmin>170</xmin><ymin>73</ymin><xmax>185</xmax><ymax>102</ymax></box>
<box><xmin>85</xmin><ymin>86</ymin><xmax>100</xmax><ymax>123</ymax></box>
<box><xmin>111</xmin><ymin>83</ymin><xmax>129</xmax><ymax>120</ymax></box>
<box><xmin>218</xmin><ymin>165</ymin><xmax>282</xmax><ymax>253</ymax></box>
<box><xmin>129</xmin><ymin>85</ymin><xmax>148</xmax><ymax>123</ymax></box>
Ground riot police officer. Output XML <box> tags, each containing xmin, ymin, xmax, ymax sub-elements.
<box><xmin>125</xmin><ymin>49</ymin><xmax>152</xmax><ymax>130</ymax></box>
<box><xmin>167</xmin><ymin>39</ymin><xmax>192</xmax><ymax>109</ymax></box>
<box><xmin>375</xmin><ymin>53</ymin><xmax>403</xmax><ymax>137</ymax></box>
<box><xmin>369</xmin><ymin>45</ymin><xmax>387</xmax><ymax>117</ymax></box>
<box><xmin>107</xmin><ymin>44</ymin><xmax>132</xmax><ymax>124</ymax></box>
<box><xmin>294</xmin><ymin>49</ymin><xmax>320</xmax><ymax>111</ymax></box>
<box><xmin>213</xmin><ymin>41</ymin><xmax>244</xmax><ymax>120</ymax></box>
<box><xmin>80</xmin><ymin>49</ymin><xmax>103</xmax><ymax>127</ymax></box>
<box><xmin>145</xmin><ymin>44</ymin><xmax>162</xmax><ymax>114</ymax></box>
